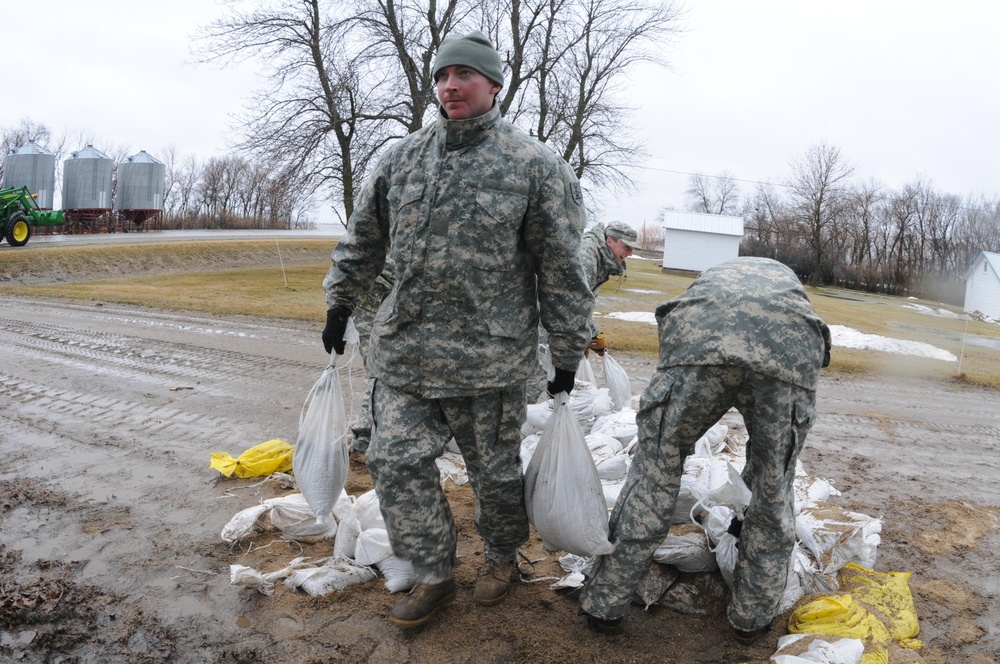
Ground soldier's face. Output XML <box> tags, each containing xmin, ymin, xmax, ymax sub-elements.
<box><xmin>436</xmin><ymin>66</ymin><xmax>501</xmax><ymax>120</ymax></box>
<box><xmin>607</xmin><ymin>237</ymin><xmax>633</xmax><ymax>263</ymax></box>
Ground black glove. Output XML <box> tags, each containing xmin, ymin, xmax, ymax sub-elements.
<box><xmin>822</xmin><ymin>349</ymin><xmax>831</xmax><ymax>368</ymax></box>
<box><xmin>547</xmin><ymin>368</ymin><xmax>576</xmax><ymax>397</ymax></box>
<box><xmin>322</xmin><ymin>306</ymin><xmax>351</xmax><ymax>355</ymax></box>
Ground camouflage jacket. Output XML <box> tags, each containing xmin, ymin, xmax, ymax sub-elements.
<box><xmin>354</xmin><ymin>257</ymin><xmax>395</xmax><ymax>315</ymax></box>
<box><xmin>578</xmin><ymin>223</ymin><xmax>626</xmax><ymax>336</ymax></box>
<box><xmin>324</xmin><ymin>104</ymin><xmax>594</xmax><ymax>398</ymax></box>
<box><xmin>654</xmin><ymin>257</ymin><xmax>832</xmax><ymax>390</ymax></box>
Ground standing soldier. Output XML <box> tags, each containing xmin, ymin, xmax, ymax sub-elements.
<box><xmin>322</xmin><ymin>31</ymin><xmax>593</xmax><ymax>628</ymax></box>
<box><xmin>579</xmin><ymin>257</ymin><xmax>831</xmax><ymax>643</ymax></box>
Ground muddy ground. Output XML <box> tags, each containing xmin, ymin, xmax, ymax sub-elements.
<box><xmin>1</xmin><ymin>272</ymin><xmax>998</xmax><ymax>662</ymax></box>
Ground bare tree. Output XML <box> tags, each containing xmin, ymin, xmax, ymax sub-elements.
<box><xmin>785</xmin><ymin>142</ymin><xmax>855</xmax><ymax>285</ymax></box>
<box><xmin>193</xmin><ymin>0</ymin><xmax>402</xmax><ymax>222</ymax></box>
<box><xmin>636</xmin><ymin>220</ymin><xmax>663</xmax><ymax>251</ymax></box>
<box><xmin>685</xmin><ymin>171</ymin><xmax>739</xmax><ymax>215</ymax></box>
<box><xmin>194</xmin><ymin>0</ymin><xmax>685</xmax><ymax>223</ymax></box>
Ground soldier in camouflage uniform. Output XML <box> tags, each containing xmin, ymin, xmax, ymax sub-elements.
<box><xmin>348</xmin><ymin>258</ymin><xmax>394</xmax><ymax>458</ymax></box>
<box><xmin>528</xmin><ymin>220</ymin><xmax>638</xmax><ymax>401</ymax></box>
<box><xmin>579</xmin><ymin>257</ymin><xmax>831</xmax><ymax>643</ymax></box>
<box><xmin>579</xmin><ymin>220</ymin><xmax>638</xmax><ymax>350</ymax></box>
<box><xmin>322</xmin><ymin>31</ymin><xmax>593</xmax><ymax>629</ymax></box>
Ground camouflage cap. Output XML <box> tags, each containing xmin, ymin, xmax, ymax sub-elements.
<box><xmin>605</xmin><ymin>221</ymin><xmax>639</xmax><ymax>248</ymax></box>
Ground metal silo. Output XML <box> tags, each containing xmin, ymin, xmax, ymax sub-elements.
<box><xmin>117</xmin><ymin>150</ymin><xmax>165</xmax><ymax>210</ymax></box>
<box><xmin>62</xmin><ymin>144</ymin><xmax>114</xmax><ymax>211</ymax></box>
<box><xmin>2</xmin><ymin>140</ymin><xmax>56</xmax><ymax>209</ymax></box>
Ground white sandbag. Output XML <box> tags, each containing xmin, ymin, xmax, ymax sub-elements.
<box><xmin>285</xmin><ymin>558</ymin><xmax>377</xmax><ymax>595</ymax></box>
<box><xmin>268</xmin><ymin>493</ymin><xmax>339</xmax><ymax>540</ymax></box>
<box><xmin>376</xmin><ymin>555</ymin><xmax>416</xmax><ymax>593</ymax></box>
<box><xmin>569</xmin><ymin>385</ymin><xmax>612</xmax><ymax>433</ymax></box>
<box><xmin>698</xmin><ymin>461</ymin><xmax>752</xmax><ymax>515</ymax></box>
<box><xmin>522</xmin><ymin>402</ymin><xmax>554</xmax><ymax>436</ymax></box>
<box><xmin>590</xmin><ymin>409</ymin><xmax>638</xmax><ymax>445</ymax></box>
<box><xmin>229</xmin><ymin>556</ymin><xmax>314</xmax><ymax>595</ymax></box>
<box><xmin>353</xmin><ymin>489</ymin><xmax>386</xmax><ymax>531</ymax></box>
<box><xmin>655</xmin><ymin>571</ymin><xmax>728</xmax><ymax>616</ymax></box>
<box><xmin>520</xmin><ymin>433</ymin><xmax>541</xmax><ymax>473</ymax></box>
<box><xmin>221</xmin><ymin>503</ymin><xmax>270</xmax><ymax>543</ymax></box>
<box><xmin>794</xmin><ymin>546</ymin><xmax>839</xmax><ymax>595</ymax></box>
<box><xmin>652</xmin><ymin>524</ymin><xmax>717</xmax><ymax>573</ymax></box>
<box><xmin>602</xmin><ymin>481</ymin><xmax>625</xmax><ymax>511</ymax></box>
<box><xmin>595</xmin><ymin>454</ymin><xmax>629</xmax><ymax>481</ymax></box>
<box><xmin>771</xmin><ymin>634</ymin><xmax>865</xmax><ymax>664</ymax></box>
<box><xmin>700</xmin><ymin>504</ymin><xmax>739</xmax><ymax>588</ymax></box>
<box><xmin>577</xmin><ymin>355</ymin><xmax>596</xmax><ymax>385</ymax></box>
<box><xmin>332</xmin><ymin>490</ymin><xmax>356</xmax><ymax>522</ymax></box>
<box><xmin>333</xmin><ymin>513</ymin><xmax>362</xmax><ymax>559</ymax></box>
<box><xmin>602</xmin><ymin>352</ymin><xmax>632</xmax><ymax>412</ymax></box>
<box><xmin>354</xmin><ymin>528</ymin><xmax>393</xmax><ymax>567</ymax></box>
<box><xmin>795</xmin><ymin>502</ymin><xmax>882</xmax><ymax>575</ymax></box>
<box><xmin>777</xmin><ymin>544</ymin><xmax>809</xmax><ymax>612</ymax></box>
<box><xmin>586</xmin><ymin>432</ymin><xmax>624</xmax><ymax>454</ymax></box>
<box><xmin>633</xmin><ymin>562</ymin><xmax>680</xmax><ymax>609</ymax></box>
<box><xmin>437</xmin><ymin>451</ymin><xmax>469</xmax><ymax>485</ymax></box>
<box><xmin>793</xmin><ymin>461</ymin><xmax>841</xmax><ymax>514</ymax></box>
<box><xmin>524</xmin><ymin>392</ymin><xmax>615</xmax><ymax>557</ymax></box>
<box><xmin>293</xmin><ymin>363</ymin><xmax>351</xmax><ymax>525</ymax></box>
<box><xmin>693</xmin><ymin>423</ymin><xmax>729</xmax><ymax>457</ymax></box>
<box><xmin>551</xmin><ymin>553</ymin><xmax>596</xmax><ymax>590</ymax></box>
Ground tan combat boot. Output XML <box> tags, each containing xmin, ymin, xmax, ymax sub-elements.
<box><xmin>388</xmin><ymin>579</ymin><xmax>457</xmax><ymax>628</ymax></box>
<box><xmin>472</xmin><ymin>559</ymin><xmax>519</xmax><ymax>606</ymax></box>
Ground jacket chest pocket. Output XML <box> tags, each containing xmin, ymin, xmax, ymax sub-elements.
<box><xmin>387</xmin><ymin>181</ymin><xmax>425</xmax><ymax>265</ymax></box>
<box><xmin>472</xmin><ymin>188</ymin><xmax>528</xmax><ymax>271</ymax></box>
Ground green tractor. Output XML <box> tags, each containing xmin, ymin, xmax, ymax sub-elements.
<box><xmin>0</xmin><ymin>186</ymin><xmax>67</xmax><ymax>247</ymax></box>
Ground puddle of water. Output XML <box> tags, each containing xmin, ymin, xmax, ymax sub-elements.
<box><xmin>236</xmin><ymin>616</ymin><xmax>252</xmax><ymax>629</ymax></box>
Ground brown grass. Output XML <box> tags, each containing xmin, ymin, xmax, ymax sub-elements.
<box><xmin>2</xmin><ymin>240</ymin><xmax>998</xmax><ymax>389</ymax></box>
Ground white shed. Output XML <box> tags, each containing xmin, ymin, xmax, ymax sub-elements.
<box><xmin>660</xmin><ymin>210</ymin><xmax>744</xmax><ymax>273</ymax></box>
<box><xmin>963</xmin><ymin>251</ymin><xmax>1000</xmax><ymax>320</ymax></box>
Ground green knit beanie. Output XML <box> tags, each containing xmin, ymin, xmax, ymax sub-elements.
<box><xmin>433</xmin><ymin>31</ymin><xmax>504</xmax><ymax>87</ymax></box>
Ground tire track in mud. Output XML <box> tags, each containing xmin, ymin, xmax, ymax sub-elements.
<box><xmin>0</xmin><ymin>372</ymin><xmax>234</xmax><ymax>442</ymax></box>
<box><xmin>0</xmin><ymin>316</ymin><xmax>367</xmax><ymax>395</ymax></box>
<box><xmin>814</xmin><ymin>411</ymin><xmax>1000</xmax><ymax>439</ymax></box>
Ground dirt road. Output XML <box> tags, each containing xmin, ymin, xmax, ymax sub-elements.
<box><xmin>1</xmin><ymin>295</ymin><xmax>997</xmax><ymax>663</ymax></box>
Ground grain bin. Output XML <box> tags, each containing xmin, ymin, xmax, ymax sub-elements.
<box><xmin>62</xmin><ymin>144</ymin><xmax>114</xmax><ymax>210</ymax></box>
<box><xmin>2</xmin><ymin>140</ymin><xmax>56</xmax><ymax>209</ymax></box>
<box><xmin>117</xmin><ymin>150</ymin><xmax>165</xmax><ymax>211</ymax></box>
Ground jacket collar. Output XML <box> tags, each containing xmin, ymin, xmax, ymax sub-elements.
<box><xmin>438</xmin><ymin>103</ymin><xmax>501</xmax><ymax>150</ymax></box>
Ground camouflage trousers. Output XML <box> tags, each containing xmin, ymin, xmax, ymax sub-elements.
<box><xmin>367</xmin><ymin>381</ymin><xmax>530</xmax><ymax>584</ymax></box>
<box><xmin>349</xmin><ymin>306</ymin><xmax>377</xmax><ymax>454</ymax></box>
<box><xmin>579</xmin><ymin>365</ymin><xmax>816</xmax><ymax>631</ymax></box>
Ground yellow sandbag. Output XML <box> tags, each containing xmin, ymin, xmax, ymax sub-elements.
<box><xmin>210</xmin><ymin>438</ymin><xmax>294</xmax><ymax>478</ymax></box>
<box><xmin>839</xmin><ymin>563</ymin><xmax>921</xmax><ymax>646</ymax></box>
<box><xmin>788</xmin><ymin>564</ymin><xmax>923</xmax><ymax>664</ymax></box>
<box><xmin>788</xmin><ymin>594</ymin><xmax>892</xmax><ymax>664</ymax></box>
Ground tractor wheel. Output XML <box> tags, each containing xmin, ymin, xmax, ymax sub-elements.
<box><xmin>6</xmin><ymin>212</ymin><xmax>32</xmax><ymax>246</ymax></box>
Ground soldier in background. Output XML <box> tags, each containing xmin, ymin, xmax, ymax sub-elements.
<box><xmin>322</xmin><ymin>31</ymin><xmax>593</xmax><ymax>629</ymax></box>
<box><xmin>579</xmin><ymin>257</ymin><xmax>832</xmax><ymax>644</ymax></box>
<box><xmin>528</xmin><ymin>220</ymin><xmax>638</xmax><ymax>401</ymax></box>
<box><xmin>578</xmin><ymin>220</ymin><xmax>639</xmax><ymax>356</ymax></box>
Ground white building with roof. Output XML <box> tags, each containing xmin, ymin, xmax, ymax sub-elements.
<box><xmin>659</xmin><ymin>210</ymin><xmax>744</xmax><ymax>273</ymax></box>
<box><xmin>963</xmin><ymin>251</ymin><xmax>1000</xmax><ymax>320</ymax></box>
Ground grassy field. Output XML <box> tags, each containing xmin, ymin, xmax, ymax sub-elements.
<box><xmin>2</xmin><ymin>239</ymin><xmax>998</xmax><ymax>388</ymax></box>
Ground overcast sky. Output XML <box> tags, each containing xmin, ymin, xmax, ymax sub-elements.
<box><xmin>6</xmin><ymin>1</ymin><xmax>1000</xmax><ymax>227</ymax></box>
